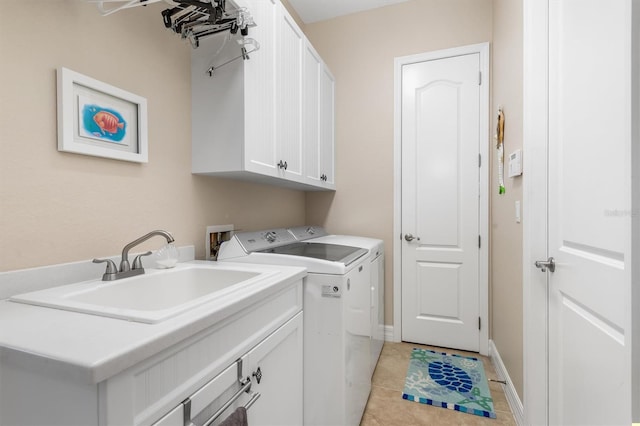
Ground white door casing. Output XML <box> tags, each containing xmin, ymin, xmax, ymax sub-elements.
<box><xmin>524</xmin><ymin>1</ymin><xmax>635</xmax><ymax>424</ymax></box>
<box><xmin>393</xmin><ymin>43</ymin><xmax>489</xmax><ymax>355</ymax></box>
<box><xmin>522</xmin><ymin>1</ymin><xmax>550</xmax><ymax>423</ymax></box>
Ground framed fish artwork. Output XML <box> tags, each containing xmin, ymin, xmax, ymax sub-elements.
<box><xmin>56</xmin><ymin>67</ymin><xmax>148</xmax><ymax>163</ymax></box>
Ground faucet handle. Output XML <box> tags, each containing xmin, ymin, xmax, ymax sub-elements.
<box><xmin>132</xmin><ymin>251</ymin><xmax>152</xmax><ymax>270</ymax></box>
<box><xmin>93</xmin><ymin>258</ymin><xmax>118</xmax><ymax>281</ymax></box>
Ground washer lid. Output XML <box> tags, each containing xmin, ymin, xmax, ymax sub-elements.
<box><xmin>258</xmin><ymin>242</ymin><xmax>368</xmax><ymax>266</ymax></box>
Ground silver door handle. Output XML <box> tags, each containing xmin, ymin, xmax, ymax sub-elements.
<box><xmin>404</xmin><ymin>234</ymin><xmax>420</xmax><ymax>242</ymax></box>
<box><xmin>534</xmin><ymin>257</ymin><xmax>555</xmax><ymax>273</ymax></box>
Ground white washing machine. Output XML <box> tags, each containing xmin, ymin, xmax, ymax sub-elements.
<box><xmin>217</xmin><ymin>227</ymin><xmax>378</xmax><ymax>426</ymax></box>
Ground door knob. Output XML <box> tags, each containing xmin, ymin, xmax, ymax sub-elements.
<box><xmin>404</xmin><ymin>234</ymin><xmax>420</xmax><ymax>242</ymax></box>
<box><xmin>534</xmin><ymin>257</ymin><xmax>555</xmax><ymax>273</ymax></box>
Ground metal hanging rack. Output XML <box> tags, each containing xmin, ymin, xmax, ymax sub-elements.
<box><xmin>87</xmin><ymin>0</ymin><xmax>258</xmax><ymax>75</ymax></box>
<box><xmin>206</xmin><ymin>37</ymin><xmax>260</xmax><ymax>76</ymax></box>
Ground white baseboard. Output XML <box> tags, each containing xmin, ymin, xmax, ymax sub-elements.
<box><xmin>489</xmin><ymin>340</ymin><xmax>524</xmax><ymax>425</ymax></box>
<box><xmin>384</xmin><ymin>325</ymin><xmax>396</xmax><ymax>342</ymax></box>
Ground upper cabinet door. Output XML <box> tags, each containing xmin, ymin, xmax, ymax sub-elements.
<box><xmin>319</xmin><ymin>65</ymin><xmax>335</xmax><ymax>188</ymax></box>
<box><xmin>303</xmin><ymin>42</ymin><xmax>321</xmax><ymax>185</ymax></box>
<box><xmin>304</xmin><ymin>42</ymin><xmax>336</xmax><ymax>190</ymax></box>
<box><xmin>276</xmin><ymin>5</ymin><xmax>305</xmax><ymax>182</ymax></box>
<box><xmin>243</xmin><ymin>0</ymin><xmax>278</xmax><ymax>177</ymax></box>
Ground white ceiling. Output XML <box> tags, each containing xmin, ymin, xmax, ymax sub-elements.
<box><xmin>286</xmin><ymin>0</ymin><xmax>412</xmax><ymax>23</ymax></box>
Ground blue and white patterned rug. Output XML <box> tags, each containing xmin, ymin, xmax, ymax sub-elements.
<box><xmin>402</xmin><ymin>348</ymin><xmax>496</xmax><ymax>419</ymax></box>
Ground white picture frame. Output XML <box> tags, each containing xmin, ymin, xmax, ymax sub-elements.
<box><xmin>56</xmin><ymin>67</ymin><xmax>148</xmax><ymax>163</ymax></box>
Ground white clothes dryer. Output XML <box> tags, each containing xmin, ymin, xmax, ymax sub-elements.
<box><xmin>217</xmin><ymin>227</ymin><xmax>375</xmax><ymax>426</ymax></box>
<box><xmin>287</xmin><ymin>226</ymin><xmax>385</xmax><ymax>378</ymax></box>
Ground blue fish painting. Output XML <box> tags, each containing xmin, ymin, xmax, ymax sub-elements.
<box><xmin>82</xmin><ymin>104</ymin><xmax>126</xmax><ymax>143</ymax></box>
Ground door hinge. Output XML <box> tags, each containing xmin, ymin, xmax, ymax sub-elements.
<box><xmin>478</xmin><ymin>154</ymin><xmax>481</xmax><ymax>167</ymax></box>
<box><xmin>478</xmin><ymin>317</ymin><xmax>481</xmax><ymax>330</ymax></box>
<box><xmin>478</xmin><ymin>235</ymin><xmax>481</xmax><ymax>248</ymax></box>
<box><xmin>479</xmin><ymin>71</ymin><xmax>482</xmax><ymax>85</ymax></box>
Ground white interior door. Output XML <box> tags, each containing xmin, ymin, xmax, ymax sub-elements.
<box><xmin>399</xmin><ymin>46</ymin><xmax>487</xmax><ymax>352</ymax></box>
<box><xmin>547</xmin><ymin>1</ymin><xmax>632</xmax><ymax>424</ymax></box>
<box><xmin>525</xmin><ymin>1</ymin><xmax>634</xmax><ymax>424</ymax></box>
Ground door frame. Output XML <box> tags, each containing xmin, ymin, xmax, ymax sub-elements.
<box><xmin>392</xmin><ymin>42</ymin><xmax>490</xmax><ymax>356</ymax></box>
<box><xmin>522</xmin><ymin>1</ymin><xmax>549</xmax><ymax>424</ymax></box>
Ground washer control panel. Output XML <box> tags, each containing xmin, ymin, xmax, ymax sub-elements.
<box><xmin>288</xmin><ymin>226</ymin><xmax>328</xmax><ymax>241</ymax></box>
<box><xmin>234</xmin><ymin>228</ymin><xmax>296</xmax><ymax>252</ymax></box>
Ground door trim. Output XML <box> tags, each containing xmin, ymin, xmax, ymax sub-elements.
<box><xmin>522</xmin><ymin>1</ymin><xmax>549</xmax><ymax>424</ymax></box>
<box><xmin>393</xmin><ymin>42</ymin><xmax>490</xmax><ymax>356</ymax></box>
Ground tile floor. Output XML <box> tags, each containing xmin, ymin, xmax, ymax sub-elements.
<box><xmin>360</xmin><ymin>342</ymin><xmax>516</xmax><ymax>426</ymax></box>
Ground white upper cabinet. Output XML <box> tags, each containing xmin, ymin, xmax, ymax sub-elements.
<box><xmin>243</xmin><ymin>0</ymin><xmax>277</xmax><ymax>177</ymax></box>
<box><xmin>303</xmin><ymin>43</ymin><xmax>321</xmax><ymax>185</ymax></box>
<box><xmin>276</xmin><ymin>5</ymin><xmax>304</xmax><ymax>183</ymax></box>
<box><xmin>318</xmin><ymin>64</ymin><xmax>336</xmax><ymax>188</ymax></box>
<box><xmin>191</xmin><ymin>0</ymin><xmax>335</xmax><ymax>191</ymax></box>
<box><xmin>304</xmin><ymin>43</ymin><xmax>335</xmax><ymax>189</ymax></box>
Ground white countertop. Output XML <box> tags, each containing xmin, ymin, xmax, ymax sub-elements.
<box><xmin>0</xmin><ymin>261</ymin><xmax>306</xmax><ymax>384</ymax></box>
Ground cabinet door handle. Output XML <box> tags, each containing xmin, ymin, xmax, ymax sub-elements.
<box><xmin>252</xmin><ymin>367</ymin><xmax>262</xmax><ymax>384</ymax></box>
<box><xmin>277</xmin><ymin>160</ymin><xmax>288</xmax><ymax>170</ymax></box>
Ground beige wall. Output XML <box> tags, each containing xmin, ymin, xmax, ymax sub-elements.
<box><xmin>490</xmin><ymin>0</ymin><xmax>524</xmax><ymax>400</ymax></box>
<box><xmin>0</xmin><ymin>1</ymin><xmax>305</xmax><ymax>272</ymax></box>
<box><xmin>303</xmin><ymin>0</ymin><xmax>493</xmax><ymax>325</ymax></box>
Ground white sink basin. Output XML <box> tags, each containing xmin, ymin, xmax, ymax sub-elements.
<box><xmin>9</xmin><ymin>264</ymin><xmax>277</xmax><ymax>323</ymax></box>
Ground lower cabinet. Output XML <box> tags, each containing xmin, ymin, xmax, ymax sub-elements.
<box><xmin>154</xmin><ymin>312</ymin><xmax>303</xmax><ymax>426</ymax></box>
<box><xmin>0</xmin><ymin>282</ymin><xmax>303</xmax><ymax>426</ymax></box>
<box><xmin>242</xmin><ymin>311</ymin><xmax>303</xmax><ymax>425</ymax></box>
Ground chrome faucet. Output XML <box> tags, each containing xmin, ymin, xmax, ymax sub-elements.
<box><xmin>93</xmin><ymin>230</ymin><xmax>175</xmax><ymax>281</ymax></box>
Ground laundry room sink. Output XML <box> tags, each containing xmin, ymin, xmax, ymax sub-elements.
<box><xmin>9</xmin><ymin>263</ymin><xmax>276</xmax><ymax>323</ymax></box>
